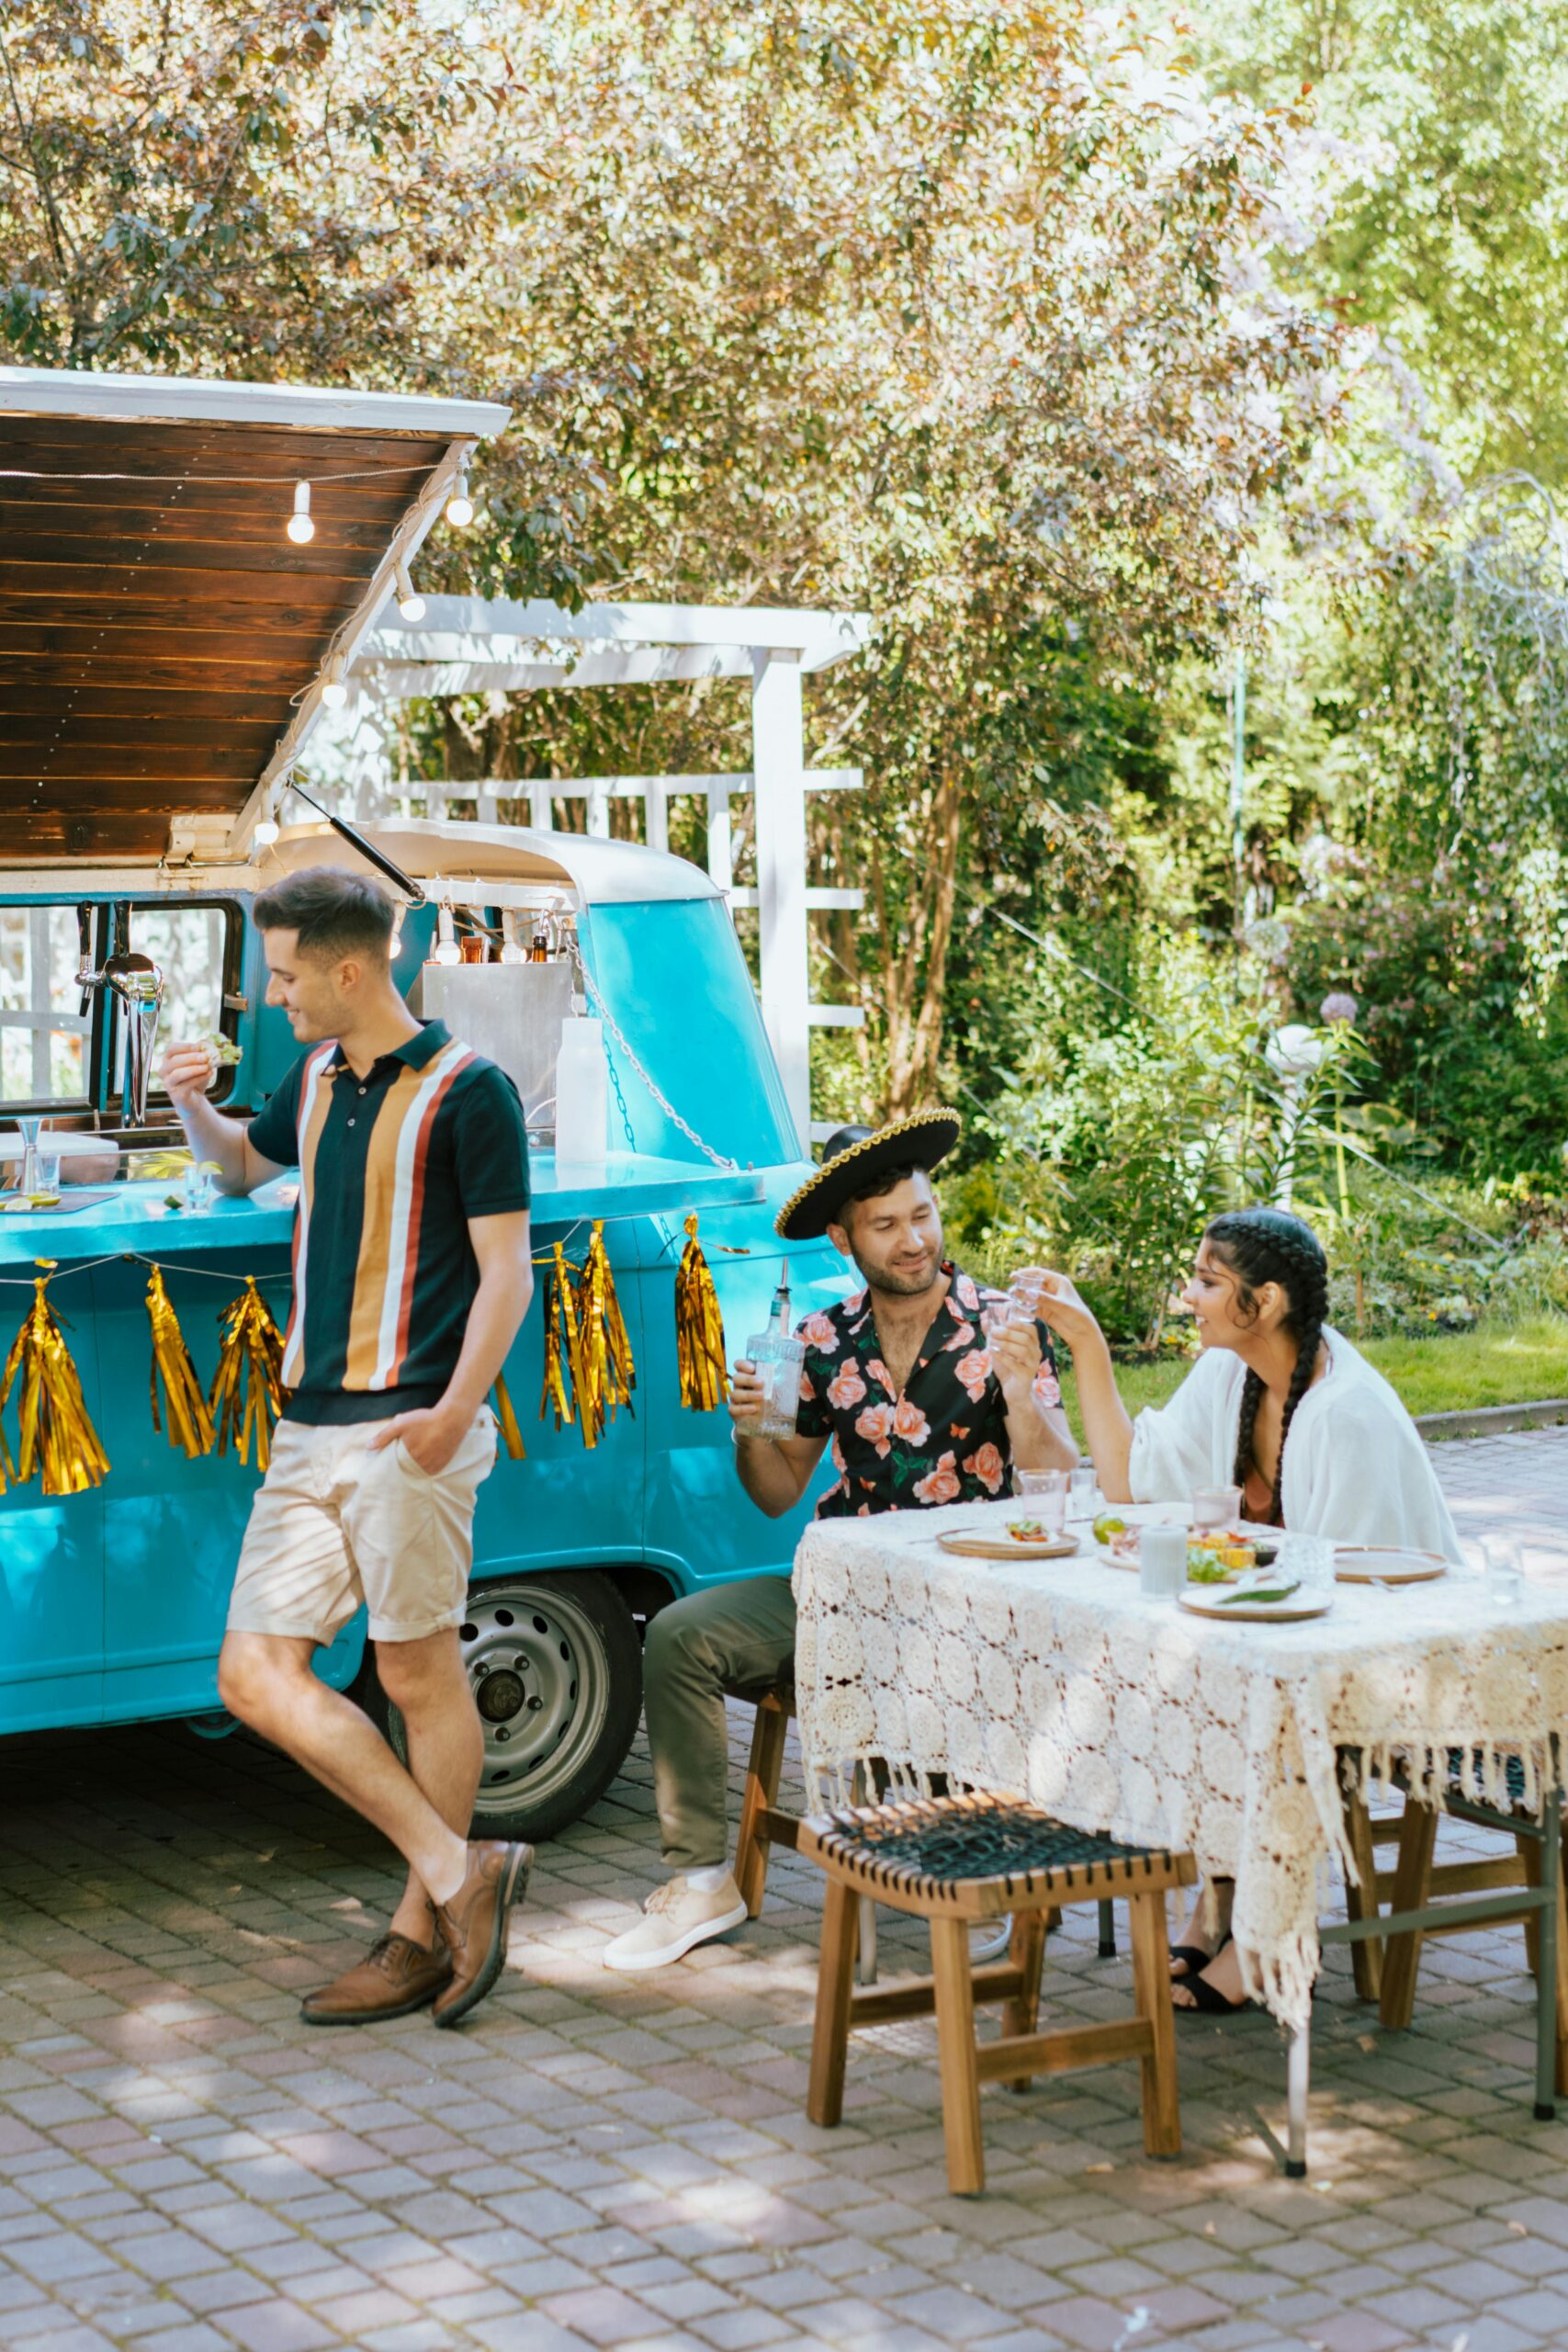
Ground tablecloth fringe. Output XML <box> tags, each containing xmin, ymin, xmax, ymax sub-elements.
<box><xmin>1339</xmin><ymin>1736</ymin><xmax>1556</xmax><ymax>1821</ymax></box>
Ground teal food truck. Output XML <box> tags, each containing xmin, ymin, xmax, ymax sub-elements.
<box><xmin>0</xmin><ymin>367</ymin><xmax>840</xmax><ymax>1837</ymax></box>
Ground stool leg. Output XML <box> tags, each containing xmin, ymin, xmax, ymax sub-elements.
<box><xmin>1341</xmin><ymin>1788</ymin><xmax>1383</xmax><ymax>2002</ymax></box>
<box><xmin>856</xmin><ymin>1894</ymin><xmax>879</xmax><ymax>1986</ymax></box>
<box><xmin>1002</xmin><ymin>1909</ymin><xmax>1046</xmax><ymax>2095</ymax></box>
<box><xmin>1097</xmin><ymin>1899</ymin><xmax>1116</xmax><ymax>1960</ymax></box>
<box><xmin>807</xmin><ymin>1877</ymin><xmax>859</xmax><ymax>2131</ymax></box>
<box><xmin>735</xmin><ymin>1697</ymin><xmax>787</xmax><ymax>1920</ymax></box>
<box><xmin>1517</xmin><ymin>1830</ymin><xmax>1544</xmax><ymax>1980</ymax></box>
<box><xmin>1128</xmin><ymin>1889</ymin><xmax>1181</xmax><ymax>2159</ymax></box>
<box><xmin>930</xmin><ymin>1914</ymin><xmax>985</xmax><ymax>2196</ymax></box>
<box><xmin>1380</xmin><ymin>1799</ymin><xmax>1438</xmax><ymax>2031</ymax></box>
<box><xmin>1520</xmin><ymin>1793</ymin><xmax>1568</xmax><ymax>2108</ymax></box>
<box><xmin>1286</xmin><ymin>2021</ymin><xmax>1311</xmax><ymax>2177</ymax></box>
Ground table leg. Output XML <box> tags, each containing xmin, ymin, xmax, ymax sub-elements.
<box><xmin>1286</xmin><ymin>2021</ymin><xmax>1311</xmax><ymax>2177</ymax></box>
<box><xmin>1536</xmin><ymin>1788</ymin><xmax>1562</xmax><ymax>2121</ymax></box>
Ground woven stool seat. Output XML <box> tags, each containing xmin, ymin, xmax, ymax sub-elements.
<box><xmin>800</xmin><ymin>1792</ymin><xmax>1195</xmax><ymax>2194</ymax></box>
<box><xmin>813</xmin><ymin>1793</ymin><xmax>1183</xmax><ymax>1900</ymax></box>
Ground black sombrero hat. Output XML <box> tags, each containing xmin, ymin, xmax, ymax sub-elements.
<box><xmin>775</xmin><ymin>1108</ymin><xmax>962</xmax><ymax>1241</ymax></box>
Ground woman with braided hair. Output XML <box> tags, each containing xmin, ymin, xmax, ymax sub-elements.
<box><xmin>1022</xmin><ymin>1204</ymin><xmax>1461</xmax><ymax>2010</ymax></box>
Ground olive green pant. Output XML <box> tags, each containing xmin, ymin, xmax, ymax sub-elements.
<box><xmin>642</xmin><ymin>1575</ymin><xmax>798</xmax><ymax>1872</ymax></box>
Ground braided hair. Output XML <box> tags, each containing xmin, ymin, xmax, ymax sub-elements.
<box><xmin>1202</xmin><ymin>1206</ymin><xmax>1330</xmax><ymax>1526</ymax></box>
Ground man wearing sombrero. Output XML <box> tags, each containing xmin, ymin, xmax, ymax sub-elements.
<box><xmin>604</xmin><ymin>1110</ymin><xmax>1076</xmax><ymax>1972</ymax></box>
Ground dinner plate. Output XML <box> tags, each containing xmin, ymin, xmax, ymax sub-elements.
<box><xmin>1178</xmin><ymin>1585</ymin><xmax>1332</xmax><ymax>1623</ymax></box>
<box><xmin>938</xmin><ymin>1530</ymin><xmax>1079</xmax><ymax>1562</ymax></box>
<box><xmin>1334</xmin><ymin>1546</ymin><xmax>1448</xmax><ymax>1584</ymax></box>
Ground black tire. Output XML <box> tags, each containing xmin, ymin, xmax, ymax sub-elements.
<box><xmin>355</xmin><ymin>1568</ymin><xmax>643</xmax><ymax>1842</ymax></box>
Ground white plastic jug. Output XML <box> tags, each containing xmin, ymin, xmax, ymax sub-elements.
<box><xmin>554</xmin><ymin>1013</ymin><xmax>608</xmax><ymax>1164</ymax></box>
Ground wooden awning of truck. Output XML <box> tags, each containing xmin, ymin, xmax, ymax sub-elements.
<box><xmin>0</xmin><ymin>365</ymin><xmax>509</xmax><ymax>865</ymax></box>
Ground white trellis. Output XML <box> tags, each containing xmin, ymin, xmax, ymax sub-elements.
<box><xmin>312</xmin><ymin>596</ymin><xmax>874</xmax><ymax>1150</ymax></box>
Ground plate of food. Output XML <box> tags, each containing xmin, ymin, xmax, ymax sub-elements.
<box><xmin>1179</xmin><ymin>1570</ymin><xmax>1331</xmax><ymax>1623</ymax></box>
<box><xmin>1334</xmin><ymin>1545</ymin><xmax>1448</xmax><ymax>1584</ymax></box>
<box><xmin>1092</xmin><ymin>1517</ymin><xmax>1282</xmax><ymax>1579</ymax></box>
<box><xmin>938</xmin><ymin>1518</ymin><xmax>1079</xmax><ymax>1562</ymax></box>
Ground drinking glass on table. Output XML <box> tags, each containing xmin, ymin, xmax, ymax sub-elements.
<box><xmin>1277</xmin><ymin>1532</ymin><xmax>1336</xmax><ymax>1594</ymax></box>
<box><xmin>1191</xmin><ymin>1484</ymin><xmax>1242</xmax><ymax>1531</ymax></box>
<box><xmin>1015</xmin><ymin>1466</ymin><xmax>1069</xmax><ymax>1534</ymax></box>
<box><xmin>1069</xmin><ymin>1463</ymin><xmax>1097</xmax><ymax>1519</ymax></box>
<box><xmin>28</xmin><ymin>1133</ymin><xmax>61</xmax><ymax>1204</ymax></box>
<box><xmin>1483</xmin><ymin>1531</ymin><xmax>1525</xmax><ymax>1608</ymax></box>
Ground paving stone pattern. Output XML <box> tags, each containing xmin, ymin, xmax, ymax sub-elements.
<box><xmin>4</xmin><ymin>1430</ymin><xmax>1568</xmax><ymax>2352</ymax></box>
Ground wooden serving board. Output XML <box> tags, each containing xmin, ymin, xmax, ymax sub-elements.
<box><xmin>937</xmin><ymin>1530</ymin><xmax>1079</xmax><ymax>1563</ymax></box>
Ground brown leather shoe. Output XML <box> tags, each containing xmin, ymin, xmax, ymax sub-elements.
<box><xmin>431</xmin><ymin>1840</ymin><xmax>532</xmax><ymax>2028</ymax></box>
<box><xmin>300</xmin><ymin>1932</ymin><xmax>452</xmax><ymax>2026</ymax></box>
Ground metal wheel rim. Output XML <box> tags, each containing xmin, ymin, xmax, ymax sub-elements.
<box><xmin>384</xmin><ymin>1579</ymin><xmax>614</xmax><ymax>1818</ymax></box>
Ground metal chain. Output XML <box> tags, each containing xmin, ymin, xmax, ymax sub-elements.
<box><xmin>571</xmin><ymin>951</ymin><xmax>739</xmax><ymax>1172</ymax></box>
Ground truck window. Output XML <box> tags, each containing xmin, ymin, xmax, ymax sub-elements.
<box><xmin>0</xmin><ymin>905</ymin><xmax>91</xmax><ymax>1107</ymax></box>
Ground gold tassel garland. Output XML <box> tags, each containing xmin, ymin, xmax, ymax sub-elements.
<box><xmin>209</xmin><ymin>1277</ymin><xmax>288</xmax><ymax>1471</ymax></box>
<box><xmin>576</xmin><ymin>1220</ymin><xmax>637</xmax><ymax>1446</ymax></box>
<box><xmin>146</xmin><ymin>1268</ymin><xmax>215</xmax><ymax>1459</ymax></box>
<box><xmin>675</xmin><ymin>1215</ymin><xmax>728</xmax><ymax>1410</ymax></box>
<box><xmin>491</xmin><ymin>1370</ymin><xmax>526</xmax><ymax>1460</ymax></box>
<box><xmin>0</xmin><ymin>1271</ymin><xmax>109</xmax><ymax>1494</ymax></box>
<box><xmin>538</xmin><ymin>1242</ymin><xmax>588</xmax><ymax>1433</ymax></box>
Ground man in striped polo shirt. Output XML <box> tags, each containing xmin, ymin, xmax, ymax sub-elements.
<box><xmin>161</xmin><ymin>865</ymin><xmax>535</xmax><ymax>2029</ymax></box>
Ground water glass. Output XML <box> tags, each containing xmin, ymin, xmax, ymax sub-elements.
<box><xmin>1139</xmin><ymin>1523</ymin><xmax>1187</xmax><ymax>1598</ymax></box>
<box><xmin>1483</xmin><ymin>1531</ymin><xmax>1525</xmax><ymax>1609</ymax></box>
<box><xmin>1277</xmin><ymin>1532</ymin><xmax>1336</xmax><ymax>1594</ymax></box>
<box><xmin>1069</xmin><ymin>1463</ymin><xmax>1097</xmax><ymax>1518</ymax></box>
<box><xmin>28</xmin><ymin>1143</ymin><xmax>62</xmax><ymax>1202</ymax></box>
<box><xmin>1015</xmin><ymin>1466</ymin><xmax>1069</xmax><ymax>1534</ymax></box>
<box><xmin>1191</xmin><ymin>1485</ymin><xmax>1242</xmax><ymax>1531</ymax></box>
<box><xmin>182</xmin><ymin>1162</ymin><xmax>214</xmax><ymax>1216</ymax></box>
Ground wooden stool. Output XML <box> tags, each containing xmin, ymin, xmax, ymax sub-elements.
<box><xmin>801</xmin><ymin>1792</ymin><xmax>1196</xmax><ymax>2195</ymax></box>
<box><xmin>733</xmin><ymin>1685</ymin><xmax>798</xmax><ymax>1918</ymax></box>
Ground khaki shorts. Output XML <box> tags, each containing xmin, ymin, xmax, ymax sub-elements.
<box><xmin>227</xmin><ymin>1408</ymin><xmax>498</xmax><ymax>1646</ymax></box>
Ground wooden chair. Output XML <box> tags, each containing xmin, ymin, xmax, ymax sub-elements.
<box><xmin>800</xmin><ymin>1791</ymin><xmax>1196</xmax><ymax>2195</ymax></box>
<box><xmin>1371</xmin><ymin>1757</ymin><xmax>1568</xmax><ymax>2096</ymax></box>
<box><xmin>731</xmin><ymin>1681</ymin><xmax>881</xmax><ymax>1981</ymax></box>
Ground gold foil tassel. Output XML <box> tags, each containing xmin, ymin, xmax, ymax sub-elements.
<box><xmin>576</xmin><ymin>1220</ymin><xmax>637</xmax><ymax>1446</ymax></box>
<box><xmin>0</xmin><ymin>1271</ymin><xmax>109</xmax><ymax>1494</ymax></box>
<box><xmin>209</xmin><ymin>1277</ymin><xmax>288</xmax><ymax>1471</ymax></box>
<box><xmin>146</xmin><ymin>1267</ymin><xmax>215</xmax><ymax>1459</ymax></box>
<box><xmin>675</xmin><ymin>1215</ymin><xmax>728</xmax><ymax>1410</ymax></box>
<box><xmin>491</xmin><ymin>1370</ymin><xmax>526</xmax><ymax>1460</ymax></box>
<box><xmin>538</xmin><ymin>1243</ymin><xmax>586</xmax><ymax>1432</ymax></box>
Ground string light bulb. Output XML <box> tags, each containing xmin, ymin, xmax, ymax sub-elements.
<box><xmin>320</xmin><ymin>653</ymin><xmax>348</xmax><ymax>709</ymax></box>
<box><xmin>446</xmin><ymin>470</ymin><xmax>475</xmax><ymax>527</ymax></box>
<box><xmin>253</xmin><ymin>788</ymin><xmax>280</xmax><ymax>851</ymax></box>
<box><xmin>394</xmin><ymin>560</ymin><xmax>425</xmax><ymax>622</ymax></box>
<box><xmin>432</xmin><ymin>906</ymin><xmax>461</xmax><ymax>967</ymax></box>
<box><xmin>287</xmin><ymin>481</ymin><xmax>315</xmax><ymax>544</ymax></box>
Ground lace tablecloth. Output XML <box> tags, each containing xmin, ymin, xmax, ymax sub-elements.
<box><xmin>792</xmin><ymin>1498</ymin><xmax>1568</xmax><ymax>2029</ymax></box>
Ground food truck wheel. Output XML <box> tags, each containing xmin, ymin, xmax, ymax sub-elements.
<box><xmin>355</xmin><ymin>1569</ymin><xmax>643</xmax><ymax>1841</ymax></box>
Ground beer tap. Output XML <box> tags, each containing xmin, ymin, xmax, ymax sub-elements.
<box><xmin>75</xmin><ymin>902</ymin><xmax>164</xmax><ymax>1127</ymax></box>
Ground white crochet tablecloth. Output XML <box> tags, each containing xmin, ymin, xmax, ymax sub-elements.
<box><xmin>792</xmin><ymin>1498</ymin><xmax>1568</xmax><ymax>2030</ymax></box>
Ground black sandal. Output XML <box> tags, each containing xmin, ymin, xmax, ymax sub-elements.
<box><xmin>1171</xmin><ymin>1962</ymin><xmax>1253</xmax><ymax>2017</ymax></box>
<box><xmin>1169</xmin><ymin>1929</ymin><xmax>1232</xmax><ymax>1980</ymax></box>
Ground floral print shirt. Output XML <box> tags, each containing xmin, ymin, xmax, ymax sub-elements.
<box><xmin>794</xmin><ymin>1261</ymin><xmax>1063</xmax><ymax>1519</ymax></box>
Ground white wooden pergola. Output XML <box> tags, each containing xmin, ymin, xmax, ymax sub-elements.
<box><xmin>308</xmin><ymin>596</ymin><xmax>874</xmax><ymax>1150</ymax></box>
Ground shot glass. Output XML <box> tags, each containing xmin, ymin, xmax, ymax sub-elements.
<box><xmin>1015</xmin><ymin>1467</ymin><xmax>1069</xmax><ymax>1535</ymax></box>
<box><xmin>1191</xmin><ymin>1485</ymin><xmax>1242</xmax><ymax>1532</ymax></box>
<box><xmin>1483</xmin><ymin>1531</ymin><xmax>1525</xmax><ymax>1609</ymax></box>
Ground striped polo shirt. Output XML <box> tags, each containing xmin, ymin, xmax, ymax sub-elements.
<box><xmin>247</xmin><ymin>1018</ymin><xmax>531</xmax><ymax>1426</ymax></box>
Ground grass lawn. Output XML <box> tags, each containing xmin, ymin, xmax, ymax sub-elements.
<box><xmin>1054</xmin><ymin>1314</ymin><xmax>1568</xmax><ymax>1431</ymax></box>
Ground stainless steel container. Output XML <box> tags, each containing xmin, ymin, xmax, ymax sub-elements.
<box><xmin>411</xmin><ymin>961</ymin><xmax>574</xmax><ymax>1136</ymax></box>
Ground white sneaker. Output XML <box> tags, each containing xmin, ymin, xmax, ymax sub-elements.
<box><xmin>602</xmin><ymin>1873</ymin><xmax>749</xmax><ymax>1972</ymax></box>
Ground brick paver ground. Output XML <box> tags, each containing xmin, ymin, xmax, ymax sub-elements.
<box><xmin>5</xmin><ymin>1430</ymin><xmax>1568</xmax><ymax>2352</ymax></box>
